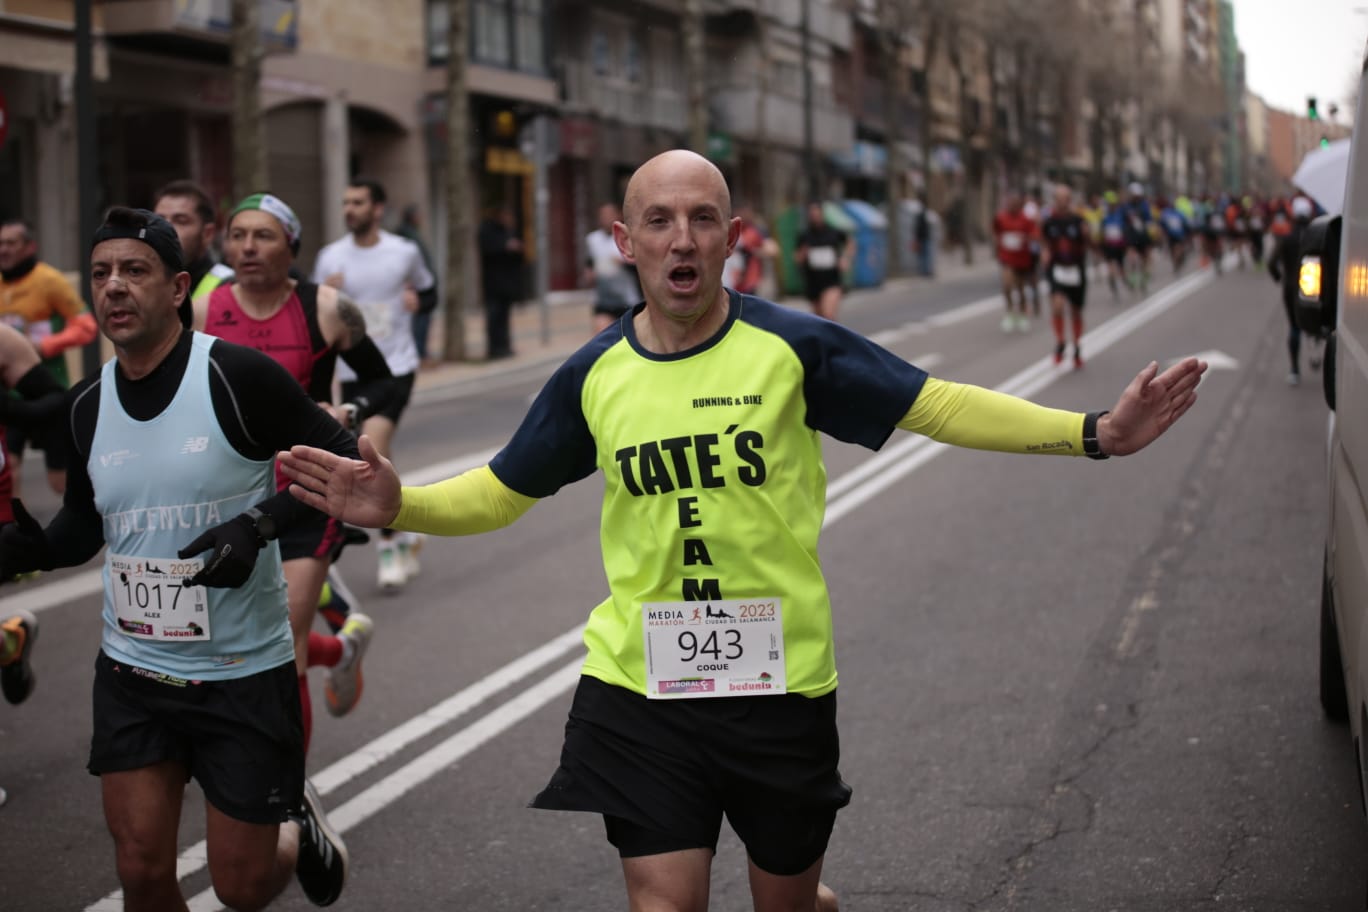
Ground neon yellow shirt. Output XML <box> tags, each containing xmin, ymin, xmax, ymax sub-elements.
<box><xmin>396</xmin><ymin>292</ymin><xmax>1091</xmax><ymax>697</ymax></box>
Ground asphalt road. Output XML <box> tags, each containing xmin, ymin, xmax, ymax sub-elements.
<box><xmin>4</xmin><ymin>261</ymin><xmax>1364</xmax><ymax>911</ymax></box>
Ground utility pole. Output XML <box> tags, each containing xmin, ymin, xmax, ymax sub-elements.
<box><xmin>75</xmin><ymin>0</ymin><xmax>99</xmax><ymax>377</ymax></box>
<box><xmin>230</xmin><ymin>0</ymin><xmax>267</xmax><ymax>199</ymax></box>
<box><xmin>683</xmin><ymin>0</ymin><xmax>708</xmax><ymax>154</ymax></box>
<box><xmin>879</xmin><ymin>0</ymin><xmax>906</xmax><ymax>276</ymax></box>
<box><xmin>801</xmin><ymin>0</ymin><xmax>818</xmax><ymax>200</ymax></box>
<box><xmin>443</xmin><ymin>0</ymin><xmax>471</xmax><ymax>362</ymax></box>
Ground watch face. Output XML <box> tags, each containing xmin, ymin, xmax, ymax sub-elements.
<box><xmin>257</xmin><ymin>513</ymin><xmax>278</xmax><ymax>541</ymax></box>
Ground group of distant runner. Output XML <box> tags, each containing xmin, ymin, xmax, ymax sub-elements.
<box><xmin>994</xmin><ymin>180</ymin><xmax>1322</xmax><ymax>372</ymax></box>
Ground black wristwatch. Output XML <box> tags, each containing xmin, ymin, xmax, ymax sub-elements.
<box><xmin>243</xmin><ymin>507</ymin><xmax>279</xmax><ymax>545</ymax></box>
<box><xmin>1083</xmin><ymin>411</ymin><xmax>1110</xmax><ymax>460</ymax></box>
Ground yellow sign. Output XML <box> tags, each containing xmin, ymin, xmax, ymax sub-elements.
<box><xmin>486</xmin><ymin>147</ymin><xmax>534</xmax><ymax>176</ymax></box>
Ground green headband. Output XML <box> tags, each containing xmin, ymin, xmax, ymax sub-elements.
<box><xmin>230</xmin><ymin>193</ymin><xmax>302</xmax><ymax>249</ymax></box>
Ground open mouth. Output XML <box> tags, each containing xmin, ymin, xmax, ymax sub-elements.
<box><xmin>667</xmin><ymin>265</ymin><xmax>700</xmax><ymax>293</ymax></box>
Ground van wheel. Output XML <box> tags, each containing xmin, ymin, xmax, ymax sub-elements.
<box><xmin>1322</xmin><ymin>569</ymin><xmax>1350</xmax><ymax>722</ymax></box>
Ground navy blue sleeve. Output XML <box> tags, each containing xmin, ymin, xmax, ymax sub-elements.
<box><xmin>488</xmin><ymin>335</ymin><xmax>613</xmax><ymax>498</ymax></box>
<box><xmin>740</xmin><ymin>296</ymin><xmax>927</xmax><ymax>450</ymax></box>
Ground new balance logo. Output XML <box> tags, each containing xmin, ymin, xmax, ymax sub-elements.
<box><xmin>180</xmin><ymin>437</ymin><xmax>209</xmax><ymax>454</ymax></box>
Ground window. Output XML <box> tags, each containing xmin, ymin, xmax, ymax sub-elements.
<box><xmin>590</xmin><ymin>28</ymin><xmax>612</xmax><ymax>77</ymax></box>
<box><xmin>624</xmin><ymin>32</ymin><xmax>643</xmax><ymax>84</ymax></box>
<box><xmin>513</xmin><ymin>0</ymin><xmax>546</xmax><ymax>75</ymax></box>
<box><xmin>427</xmin><ymin>0</ymin><xmax>449</xmax><ymax>63</ymax></box>
<box><xmin>473</xmin><ymin>0</ymin><xmax>511</xmax><ymax>66</ymax></box>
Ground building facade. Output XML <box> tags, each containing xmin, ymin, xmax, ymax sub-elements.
<box><xmin>0</xmin><ymin>0</ymin><xmax>1273</xmax><ymax>300</ymax></box>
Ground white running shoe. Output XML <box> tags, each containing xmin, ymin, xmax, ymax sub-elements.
<box><xmin>397</xmin><ymin>532</ymin><xmax>423</xmax><ymax>580</ymax></box>
<box><xmin>1287</xmin><ymin>371</ymin><xmax>1301</xmax><ymax>386</ymax></box>
<box><xmin>1000</xmin><ymin>314</ymin><xmax>1015</xmax><ymax>334</ymax></box>
<box><xmin>325</xmin><ymin>613</ymin><xmax>374</xmax><ymax>718</ymax></box>
<box><xmin>376</xmin><ymin>540</ymin><xmax>406</xmax><ymax>593</ymax></box>
<box><xmin>1015</xmin><ymin>314</ymin><xmax>1032</xmax><ymax>333</ymax></box>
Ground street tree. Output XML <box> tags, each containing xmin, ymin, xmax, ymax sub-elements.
<box><xmin>444</xmin><ymin>0</ymin><xmax>471</xmax><ymax>362</ymax></box>
<box><xmin>876</xmin><ymin>0</ymin><xmax>916</xmax><ymax>276</ymax></box>
<box><xmin>683</xmin><ymin>0</ymin><xmax>709</xmax><ymax>154</ymax></box>
<box><xmin>230</xmin><ymin>0</ymin><xmax>267</xmax><ymax>199</ymax></box>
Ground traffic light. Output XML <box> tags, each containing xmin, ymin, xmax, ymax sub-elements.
<box><xmin>1308</xmin><ymin>96</ymin><xmax>1320</xmax><ymax>121</ymax></box>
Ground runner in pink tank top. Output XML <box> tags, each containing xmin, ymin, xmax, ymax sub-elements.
<box><xmin>204</xmin><ymin>283</ymin><xmax>317</xmax><ymax>387</ymax></box>
<box><xmin>195</xmin><ymin>193</ymin><xmax>398</xmax><ymax>753</ymax></box>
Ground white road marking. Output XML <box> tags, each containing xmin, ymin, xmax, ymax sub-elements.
<box><xmin>5</xmin><ymin>567</ymin><xmax>104</xmax><ymax>616</ymax></box>
<box><xmin>79</xmin><ymin>268</ymin><xmax>1213</xmax><ymax>911</ymax></box>
<box><xmin>1177</xmin><ymin>349</ymin><xmax>1240</xmax><ymax>371</ymax></box>
<box><xmin>867</xmin><ymin>322</ymin><xmax>929</xmax><ymax>346</ymax></box>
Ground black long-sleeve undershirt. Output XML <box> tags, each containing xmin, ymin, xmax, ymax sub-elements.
<box><xmin>0</xmin><ymin>363</ymin><xmax>67</xmax><ymax>428</ymax></box>
<box><xmin>47</xmin><ymin>330</ymin><xmax>359</xmax><ymax>566</ymax></box>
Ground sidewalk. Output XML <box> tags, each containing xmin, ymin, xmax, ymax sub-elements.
<box><xmin>413</xmin><ymin>241</ymin><xmax>998</xmax><ymax>395</ymax></box>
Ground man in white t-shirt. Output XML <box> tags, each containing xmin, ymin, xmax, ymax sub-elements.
<box><xmin>313</xmin><ymin>178</ymin><xmax>436</xmax><ymax>592</ymax></box>
<box><xmin>583</xmin><ymin>203</ymin><xmax>640</xmax><ymax>333</ymax></box>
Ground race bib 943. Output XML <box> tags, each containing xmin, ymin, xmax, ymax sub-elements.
<box><xmin>642</xmin><ymin>599</ymin><xmax>786</xmax><ymax>699</ymax></box>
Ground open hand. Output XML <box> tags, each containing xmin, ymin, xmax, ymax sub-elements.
<box><xmin>1098</xmin><ymin>357</ymin><xmax>1208</xmax><ymax>456</ymax></box>
<box><xmin>278</xmin><ymin>434</ymin><xmax>402</xmax><ymax>529</ymax></box>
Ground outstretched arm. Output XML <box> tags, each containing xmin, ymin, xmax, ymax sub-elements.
<box><xmin>280</xmin><ymin>438</ymin><xmax>537</xmax><ymax>535</ymax></box>
<box><xmin>901</xmin><ymin>357</ymin><xmax>1207</xmax><ymax>458</ymax></box>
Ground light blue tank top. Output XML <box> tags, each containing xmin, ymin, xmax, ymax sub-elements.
<box><xmin>89</xmin><ymin>332</ymin><xmax>294</xmax><ymax>680</ymax></box>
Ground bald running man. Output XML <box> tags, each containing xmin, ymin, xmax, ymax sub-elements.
<box><xmin>278</xmin><ymin>150</ymin><xmax>1208</xmax><ymax>911</ymax></box>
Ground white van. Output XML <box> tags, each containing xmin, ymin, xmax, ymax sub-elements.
<box><xmin>1304</xmin><ymin>47</ymin><xmax>1368</xmax><ymax>822</ymax></box>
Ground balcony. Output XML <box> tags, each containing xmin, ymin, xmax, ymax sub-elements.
<box><xmin>561</xmin><ymin>60</ymin><xmax>687</xmax><ymax>132</ymax></box>
<box><xmin>757</xmin><ymin>0</ymin><xmax>852</xmax><ymax>52</ymax></box>
<box><xmin>711</xmin><ymin>86</ymin><xmax>852</xmax><ymax>151</ymax></box>
<box><xmin>101</xmin><ymin>0</ymin><xmax>297</xmax><ymax>50</ymax></box>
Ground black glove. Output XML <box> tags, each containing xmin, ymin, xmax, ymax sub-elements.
<box><xmin>177</xmin><ymin>512</ymin><xmax>265</xmax><ymax>588</ymax></box>
<box><xmin>0</xmin><ymin>499</ymin><xmax>54</xmax><ymax>581</ymax></box>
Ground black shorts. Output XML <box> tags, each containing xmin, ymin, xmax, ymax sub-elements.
<box><xmin>804</xmin><ymin>270</ymin><xmax>843</xmax><ymax>303</ymax></box>
<box><xmin>278</xmin><ymin>509</ymin><xmax>343</xmax><ymax>562</ymax></box>
<box><xmin>89</xmin><ymin>651</ymin><xmax>304</xmax><ymax>824</ymax></box>
<box><xmin>531</xmin><ymin>675</ymin><xmax>852</xmax><ymax>876</ymax></box>
<box><xmin>1102</xmin><ymin>246</ymin><xmax>1126</xmax><ymax>264</ymax></box>
<box><xmin>342</xmin><ymin>371</ymin><xmax>415</xmax><ymax>426</ymax></box>
<box><xmin>1049</xmin><ymin>280</ymin><xmax>1087</xmax><ymax>309</ymax></box>
<box><xmin>5</xmin><ymin>424</ymin><xmax>67</xmax><ymax>471</ymax></box>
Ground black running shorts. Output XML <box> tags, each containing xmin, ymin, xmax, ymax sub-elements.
<box><xmin>1102</xmin><ymin>246</ymin><xmax>1126</xmax><ymax>264</ymax></box>
<box><xmin>1051</xmin><ymin>282</ymin><xmax>1087</xmax><ymax>310</ymax></box>
<box><xmin>88</xmin><ymin>651</ymin><xmax>304</xmax><ymax>824</ymax></box>
<box><xmin>342</xmin><ymin>370</ymin><xmax>416</xmax><ymax>426</ymax></box>
<box><xmin>278</xmin><ymin>509</ymin><xmax>343</xmax><ymax>563</ymax></box>
<box><xmin>804</xmin><ymin>269</ymin><xmax>843</xmax><ymax>303</ymax></box>
<box><xmin>531</xmin><ymin>675</ymin><xmax>852</xmax><ymax>876</ymax></box>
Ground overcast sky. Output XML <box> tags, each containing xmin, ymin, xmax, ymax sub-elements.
<box><xmin>1235</xmin><ymin>0</ymin><xmax>1367</xmax><ymax>121</ymax></box>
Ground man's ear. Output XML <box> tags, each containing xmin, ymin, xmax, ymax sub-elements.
<box><xmin>172</xmin><ymin>271</ymin><xmax>192</xmax><ymax>307</ymax></box>
<box><xmin>612</xmin><ymin>220</ymin><xmax>635</xmax><ymax>265</ymax></box>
